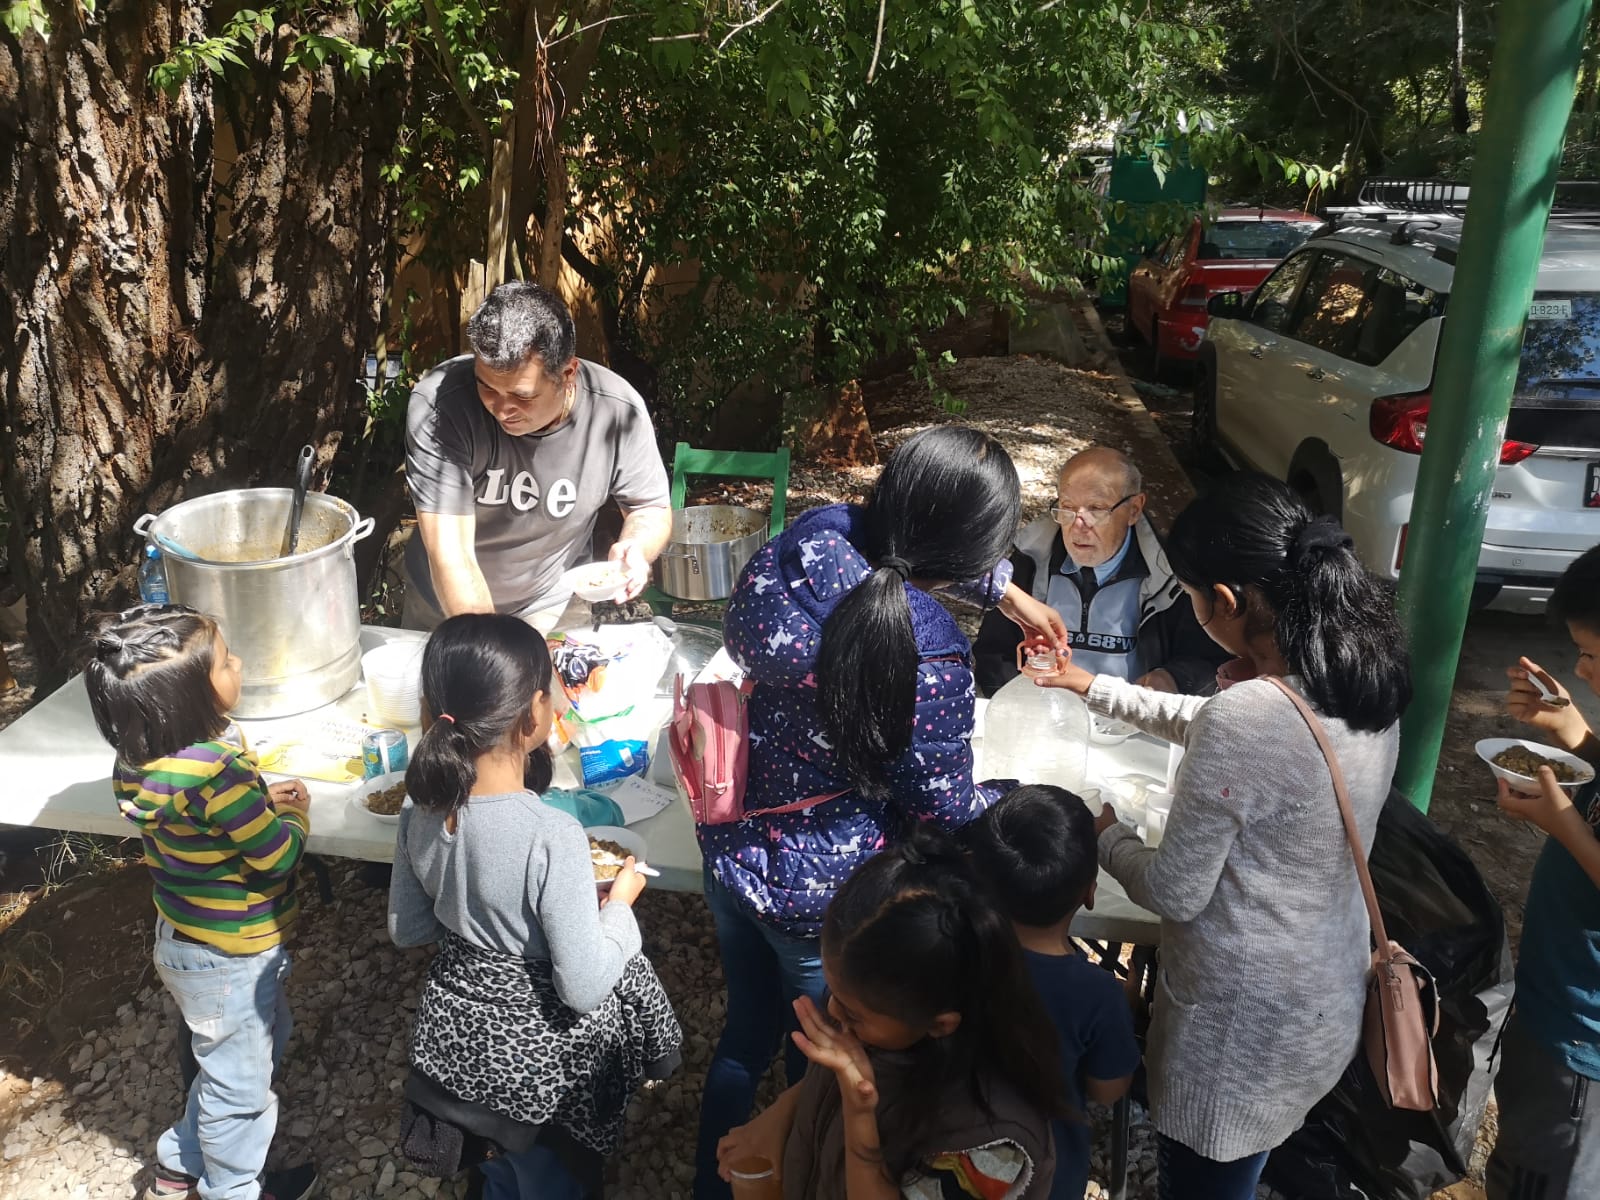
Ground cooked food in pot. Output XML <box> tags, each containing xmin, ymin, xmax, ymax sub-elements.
<box><xmin>589</xmin><ymin>837</ymin><xmax>632</xmax><ymax>881</ymax></box>
<box><xmin>1492</xmin><ymin>745</ymin><xmax>1579</xmax><ymax>782</ymax></box>
<box><xmin>364</xmin><ymin>781</ymin><xmax>408</xmax><ymax>815</ymax></box>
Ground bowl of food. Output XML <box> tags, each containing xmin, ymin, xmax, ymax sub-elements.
<box><xmin>586</xmin><ymin>824</ymin><xmax>648</xmax><ymax>891</ymax></box>
<box><xmin>351</xmin><ymin>770</ymin><xmax>408</xmax><ymax>823</ymax></box>
<box><xmin>561</xmin><ymin>561</ymin><xmax>628</xmax><ymax>603</ymax></box>
<box><xmin>1475</xmin><ymin>738</ymin><xmax>1595</xmax><ymax>795</ymax></box>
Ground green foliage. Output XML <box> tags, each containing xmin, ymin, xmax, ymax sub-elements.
<box><xmin>1</xmin><ymin>0</ymin><xmax>47</xmax><ymax>38</ymax></box>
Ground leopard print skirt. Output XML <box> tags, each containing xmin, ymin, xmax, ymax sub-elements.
<box><xmin>410</xmin><ymin>933</ymin><xmax>683</xmax><ymax>1156</ymax></box>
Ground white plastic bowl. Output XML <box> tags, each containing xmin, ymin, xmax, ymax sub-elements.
<box><xmin>587</xmin><ymin>824</ymin><xmax>648</xmax><ymax>892</ymax></box>
<box><xmin>351</xmin><ymin>770</ymin><xmax>407</xmax><ymax>825</ymax></box>
<box><xmin>561</xmin><ymin>561</ymin><xmax>628</xmax><ymax>603</ymax></box>
<box><xmin>1475</xmin><ymin>737</ymin><xmax>1595</xmax><ymax>795</ymax></box>
<box><xmin>1089</xmin><ymin>714</ymin><xmax>1137</xmax><ymax>745</ymax></box>
<box><xmin>362</xmin><ymin>641</ymin><xmax>425</xmax><ymax>727</ymax></box>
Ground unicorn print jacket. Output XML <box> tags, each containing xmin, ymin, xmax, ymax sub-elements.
<box><xmin>701</xmin><ymin>503</ymin><xmax>1008</xmax><ymax>938</ymax></box>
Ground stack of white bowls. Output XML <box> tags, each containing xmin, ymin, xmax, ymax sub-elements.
<box><xmin>362</xmin><ymin>641</ymin><xmax>425</xmax><ymax>727</ymax></box>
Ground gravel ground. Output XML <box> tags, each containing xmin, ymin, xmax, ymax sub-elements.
<box><xmin>0</xmin><ymin>318</ymin><xmax>1291</xmax><ymax>1198</ymax></box>
<box><xmin>0</xmin><ymin>866</ymin><xmax>1157</xmax><ymax>1200</ymax></box>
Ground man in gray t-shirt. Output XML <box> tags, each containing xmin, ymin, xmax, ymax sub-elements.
<box><xmin>402</xmin><ymin>282</ymin><xmax>671</xmax><ymax>632</ymax></box>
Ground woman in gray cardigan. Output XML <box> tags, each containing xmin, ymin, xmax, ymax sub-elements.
<box><xmin>1036</xmin><ymin>474</ymin><xmax>1410</xmax><ymax>1200</ymax></box>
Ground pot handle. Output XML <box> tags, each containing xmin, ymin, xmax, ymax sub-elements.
<box><xmin>133</xmin><ymin>514</ymin><xmax>156</xmax><ymax>538</ymax></box>
<box><xmin>351</xmin><ymin>517</ymin><xmax>376</xmax><ymax>543</ymax></box>
<box><xmin>659</xmin><ymin>549</ymin><xmax>697</xmax><ymax>560</ymax></box>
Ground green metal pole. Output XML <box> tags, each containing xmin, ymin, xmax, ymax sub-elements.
<box><xmin>1394</xmin><ymin>0</ymin><xmax>1593</xmax><ymax>811</ymax></box>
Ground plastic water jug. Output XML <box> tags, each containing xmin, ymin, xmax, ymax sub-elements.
<box><xmin>979</xmin><ymin>674</ymin><xmax>1090</xmax><ymax>792</ymax></box>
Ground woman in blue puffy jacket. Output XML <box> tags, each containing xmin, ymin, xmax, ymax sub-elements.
<box><xmin>692</xmin><ymin>426</ymin><xmax>1070</xmax><ymax>1198</ymax></box>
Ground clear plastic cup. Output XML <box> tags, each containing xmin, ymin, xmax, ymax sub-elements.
<box><xmin>729</xmin><ymin>1156</ymin><xmax>784</xmax><ymax>1200</ymax></box>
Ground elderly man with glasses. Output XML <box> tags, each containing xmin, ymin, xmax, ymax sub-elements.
<box><xmin>973</xmin><ymin>446</ymin><xmax>1226</xmax><ymax>695</ymax></box>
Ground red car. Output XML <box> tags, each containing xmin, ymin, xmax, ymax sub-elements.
<box><xmin>1127</xmin><ymin>207</ymin><xmax>1323</xmax><ymax>369</ymax></box>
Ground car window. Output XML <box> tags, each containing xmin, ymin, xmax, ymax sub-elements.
<box><xmin>1351</xmin><ymin>269</ymin><xmax>1442</xmax><ymax>366</ymax></box>
<box><xmin>1248</xmin><ymin>252</ymin><xmax>1314</xmax><ymax>333</ymax></box>
<box><xmin>1198</xmin><ymin>220</ymin><xmax>1318</xmax><ymax>261</ymax></box>
<box><xmin>1517</xmin><ymin>295</ymin><xmax>1600</xmax><ymax>391</ymax></box>
<box><xmin>1289</xmin><ymin>253</ymin><xmax>1372</xmax><ymax>357</ymax></box>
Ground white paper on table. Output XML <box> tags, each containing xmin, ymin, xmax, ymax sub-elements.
<box><xmin>693</xmin><ymin>647</ymin><xmax>745</xmax><ymax>688</ymax></box>
<box><xmin>607</xmin><ymin>775</ymin><xmax>677</xmax><ymax>825</ymax></box>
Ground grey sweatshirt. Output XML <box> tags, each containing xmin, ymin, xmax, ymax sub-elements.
<box><xmin>388</xmin><ymin>790</ymin><xmax>642</xmax><ymax>1014</ymax></box>
<box><xmin>1089</xmin><ymin>674</ymin><xmax>1398</xmax><ymax>1161</ymax></box>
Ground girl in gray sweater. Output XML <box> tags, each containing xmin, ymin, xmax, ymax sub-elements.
<box><xmin>389</xmin><ymin>615</ymin><xmax>681</xmax><ymax>1191</ymax></box>
<box><xmin>1036</xmin><ymin>474</ymin><xmax>1410</xmax><ymax>1200</ymax></box>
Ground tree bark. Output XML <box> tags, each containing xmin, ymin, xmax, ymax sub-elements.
<box><xmin>0</xmin><ymin>4</ymin><xmax>404</xmax><ymax>677</ymax></box>
<box><xmin>1449</xmin><ymin>0</ymin><xmax>1470</xmax><ymax>135</ymax></box>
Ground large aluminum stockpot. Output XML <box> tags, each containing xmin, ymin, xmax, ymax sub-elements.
<box><xmin>134</xmin><ymin>490</ymin><xmax>375</xmax><ymax>718</ymax></box>
<box><xmin>655</xmin><ymin>505</ymin><xmax>767</xmax><ymax>601</ymax></box>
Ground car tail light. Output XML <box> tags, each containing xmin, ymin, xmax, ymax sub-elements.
<box><xmin>1499</xmin><ymin>439</ymin><xmax>1539</xmax><ymax>465</ymax></box>
<box><xmin>1395</xmin><ymin>524</ymin><xmax>1408</xmax><ymax>572</ymax></box>
<box><xmin>1370</xmin><ymin>390</ymin><xmax>1540</xmax><ymax>464</ymax></box>
<box><xmin>1179</xmin><ymin>283</ymin><xmax>1208</xmax><ymax>309</ymax></box>
<box><xmin>1370</xmin><ymin>391</ymin><xmax>1430</xmax><ymax>455</ymax></box>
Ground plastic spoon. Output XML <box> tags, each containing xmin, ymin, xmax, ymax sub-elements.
<box><xmin>1532</xmin><ymin>673</ymin><xmax>1572</xmax><ymax>709</ymax></box>
<box><xmin>280</xmin><ymin>445</ymin><xmax>316</xmax><ymax>558</ymax></box>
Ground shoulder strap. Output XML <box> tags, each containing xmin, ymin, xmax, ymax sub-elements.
<box><xmin>1263</xmin><ymin>677</ymin><xmax>1393</xmax><ymax>952</ymax></box>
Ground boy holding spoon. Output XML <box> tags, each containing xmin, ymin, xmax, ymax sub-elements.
<box><xmin>1490</xmin><ymin>545</ymin><xmax>1600</xmax><ymax>1199</ymax></box>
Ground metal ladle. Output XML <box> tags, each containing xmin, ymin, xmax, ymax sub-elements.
<box><xmin>280</xmin><ymin>445</ymin><xmax>316</xmax><ymax>558</ymax></box>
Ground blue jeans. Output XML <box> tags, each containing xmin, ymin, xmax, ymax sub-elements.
<box><xmin>1156</xmin><ymin>1133</ymin><xmax>1268</xmax><ymax>1200</ymax></box>
<box><xmin>153</xmin><ymin>920</ymin><xmax>292</xmax><ymax>1200</ymax></box>
<box><xmin>693</xmin><ymin>872</ymin><xmax>825</xmax><ymax>1200</ymax></box>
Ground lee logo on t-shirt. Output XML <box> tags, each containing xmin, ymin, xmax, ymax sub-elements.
<box><xmin>479</xmin><ymin>469</ymin><xmax>578</xmax><ymax>517</ymax></box>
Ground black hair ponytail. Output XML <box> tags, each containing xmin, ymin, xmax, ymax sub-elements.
<box><xmin>406</xmin><ymin>614</ymin><xmax>556</xmax><ymax>817</ymax></box>
<box><xmin>816</xmin><ymin>427</ymin><xmax>1022</xmax><ymax>794</ymax></box>
<box><xmin>1165</xmin><ymin>473</ymin><xmax>1411</xmax><ymax>731</ymax></box>
<box><xmin>80</xmin><ymin>603</ymin><xmax>230</xmax><ymax>765</ymax></box>
<box><xmin>823</xmin><ymin>823</ymin><xmax>1068</xmax><ymax>1185</ymax></box>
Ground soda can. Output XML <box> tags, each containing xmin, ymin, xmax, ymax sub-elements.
<box><xmin>362</xmin><ymin>729</ymin><xmax>409</xmax><ymax>778</ymax></box>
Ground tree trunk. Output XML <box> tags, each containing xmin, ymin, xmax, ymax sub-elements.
<box><xmin>0</xmin><ymin>4</ymin><xmax>404</xmax><ymax>678</ymax></box>
<box><xmin>1450</xmin><ymin>0</ymin><xmax>1470</xmax><ymax>135</ymax></box>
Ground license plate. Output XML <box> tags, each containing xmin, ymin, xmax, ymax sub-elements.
<box><xmin>1587</xmin><ymin>463</ymin><xmax>1600</xmax><ymax>507</ymax></box>
<box><xmin>1529</xmin><ymin>299</ymin><xmax>1573</xmax><ymax>321</ymax></box>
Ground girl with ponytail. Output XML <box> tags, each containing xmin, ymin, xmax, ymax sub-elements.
<box><xmin>389</xmin><ymin>614</ymin><xmax>681</xmax><ymax>1191</ymax></box>
<box><xmin>716</xmin><ymin>823</ymin><xmax>1065</xmax><ymax>1199</ymax></box>
<box><xmin>1036</xmin><ymin>473</ymin><xmax>1410</xmax><ymax>1199</ymax></box>
<box><xmin>694</xmin><ymin>427</ymin><xmax>1068</xmax><ymax>1198</ymax></box>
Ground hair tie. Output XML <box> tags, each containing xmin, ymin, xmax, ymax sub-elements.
<box><xmin>437</xmin><ymin>712</ymin><xmax>456</xmax><ymax>724</ymax></box>
<box><xmin>878</xmin><ymin>555</ymin><xmax>913</xmax><ymax>581</ymax></box>
<box><xmin>96</xmin><ymin>632</ymin><xmax>124</xmax><ymax>656</ymax></box>
<box><xmin>1292</xmin><ymin>518</ymin><xmax>1354</xmax><ymax>566</ymax></box>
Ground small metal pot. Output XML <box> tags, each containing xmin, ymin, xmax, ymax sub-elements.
<box><xmin>655</xmin><ymin>505</ymin><xmax>768</xmax><ymax>601</ymax></box>
<box><xmin>135</xmin><ymin>490</ymin><xmax>375</xmax><ymax>718</ymax></box>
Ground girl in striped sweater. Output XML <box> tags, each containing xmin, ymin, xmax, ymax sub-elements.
<box><xmin>85</xmin><ymin>603</ymin><xmax>318</xmax><ymax>1200</ymax></box>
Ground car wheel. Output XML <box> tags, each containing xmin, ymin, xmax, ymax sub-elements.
<box><xmin>1190</xmin><ymin>363</ymin><xmax>1219</xmax><ymax>459</ymax></box>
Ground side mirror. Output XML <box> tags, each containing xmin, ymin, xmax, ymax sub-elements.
<box><xmin>1207</xmin><ymin>291</ymin><xmax>1245</xmax><ymax>318</ymax></box>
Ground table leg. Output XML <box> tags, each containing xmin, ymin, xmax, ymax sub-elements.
<box><xmin>1110</xmin><ymin>1093</ymin><xmax>1131</xmax><ymax>1200</ymax></box>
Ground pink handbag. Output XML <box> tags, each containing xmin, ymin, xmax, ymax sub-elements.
<box><xmin>1267</xmin><ymin>677</ymin><xmax>1441</xmax><ymax>1111</ymax></box>
<box><xmin>669</xmin><ymin>676</ymin><xmax>846</xmax><ymax>826</ymax></box>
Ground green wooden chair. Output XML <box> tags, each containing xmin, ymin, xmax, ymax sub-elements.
<box><xmin>645</xmin><ymin>442</ymin><xmax>791</xmax><ymax>619</ymax></box>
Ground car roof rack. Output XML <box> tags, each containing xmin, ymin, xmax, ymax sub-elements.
<box><xmin>1347</xmin><ymin>177</ymin><xmax>1600</xmax><ymax>220</ymax></box>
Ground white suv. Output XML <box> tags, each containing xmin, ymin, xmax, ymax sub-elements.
<box><xmin>1195</xmin><ymin>200</ymin><xmax>1600</xmax><ymax>612</ymax></box>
